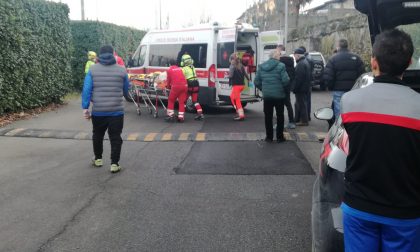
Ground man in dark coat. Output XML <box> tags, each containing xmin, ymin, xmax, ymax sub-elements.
<box><xmin>292</xmin><ymin>48</ymin><xmax>311</xmax><ymax>126</ymax></box>
<box><xmin>277</xmin><ymin>44</ymin><xmax>295</xmax><ymax>129</ymax></box>
<box><xmin>323</xmin><ymin>39</ymin><xmax>365</xmax><ymax>119</ymax></box>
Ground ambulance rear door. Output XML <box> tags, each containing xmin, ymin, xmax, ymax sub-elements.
<box><xmin>215</xmin><ymin>28</ymin><xmax>236</xmax><ymax>99</ymax></box>
<box><xmin>236</xmin><ymin>25</ymin><xmax>259</xmax><ymax>98</ymax></box>
<box><xmin>259</xmin><ymin>30</ymin><xmax>283</xmax><ymax>63</ymax></box>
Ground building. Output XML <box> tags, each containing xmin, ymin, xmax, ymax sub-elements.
<box><xmin>306</xmin><ymin>0</ymin><xmax>355</xmax><ymax>15</ymax></box>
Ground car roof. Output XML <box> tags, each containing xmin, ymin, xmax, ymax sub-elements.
<box><xmin>354</xmin><ymin>0</ymin><xmax>420</xmax><ymax>43</ymax></box>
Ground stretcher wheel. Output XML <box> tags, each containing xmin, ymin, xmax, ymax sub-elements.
<box><xmin>136</xmin><ymin>109</ymin><xmax>141</xmax><ymax>115</ymax></box>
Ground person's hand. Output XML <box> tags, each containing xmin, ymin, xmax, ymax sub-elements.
<box><xmin>83</xmin><ymin>109</ymin><xmax>91</xmax><ymax>120</ymax></box>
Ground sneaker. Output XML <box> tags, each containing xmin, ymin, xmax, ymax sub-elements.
<box><xmin>194</xmin><ymin>114</ymin><xmax>204</xmax><ymax>121</ymax></box>
<box><xmin>285</xmin><ymin>123</ymin><xmax>296</xmax><ymax>129</ymax></box>
<box><xmin>92</xmin><ymin>158</ymin><xmax>103</xmax><ymax>167</ymax></box>
<box><xmin>110</xmin><ymin>164</ymin><xmax>121</xmax><ymax>173</ymax></box>
<box><xmin>177</xmin><ymin>117</ymin><xmax>185</xmax><ymax>123</ymax></box>
<box><xmin>233</xmin><ymin>116</ymin><xmax>245</xmax><ymax>121</ymax></box>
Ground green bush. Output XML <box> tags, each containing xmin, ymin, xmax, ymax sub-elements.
<box><xmin>0</xmin><ymin>0</ymin><xmax>72</xmax><ymax>114</ymax></box>
<box><xmin>71</xmin><ymin>21</ymin><xmax>146</xmax><ymax>90</ymax></box>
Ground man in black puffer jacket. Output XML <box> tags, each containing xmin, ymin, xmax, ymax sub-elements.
<box><xmin>323</xmin><ymin>39</ymin><xmax>365</xmax><ymax>119</ymax></box>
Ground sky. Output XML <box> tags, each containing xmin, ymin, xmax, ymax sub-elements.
<box><xmin>52</xmin><ymin>0</ymin><xmax>327</xmax><ymax>30</ymax></box>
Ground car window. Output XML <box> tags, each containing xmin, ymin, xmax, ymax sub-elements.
<box><xmin>309</xmin><ymin>54</ymin><xmax>323</xmax><ymax>62</ymax></box>
<box><xmin>217</xmin><ymin>42</ymin><xmax>234</xmax><ymax>68</ymax></box>
<box><xmin>149</xmin><ymin>43</ymin><xmax>208</xmax><ymax>68</ymax></box>
<box><xmin>131</xmin><ymin>45</ymin><xmax>146</xmax><ymax>67</ymax></box>
<box><xmin>399</xmin><ymin>23</ymin><xmax>420</xmax><ymax>70</ymax></box>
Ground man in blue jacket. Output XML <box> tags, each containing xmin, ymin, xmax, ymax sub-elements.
<box><xmin>82</xmin><ymin>45</ymin><xmax>129</xmax><ymax>173</ymax></box>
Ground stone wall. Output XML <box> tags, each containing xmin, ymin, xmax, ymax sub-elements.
<box><xmin>287</xmin><ymin>14</ymin><xmax>372</xmax><ymax>67</ymax></box>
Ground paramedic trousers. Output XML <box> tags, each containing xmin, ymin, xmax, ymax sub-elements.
<box><xmin>263</xmin><ymin>99</ymin><xmax>285</xmax><ymax>140</ymax></box>
<box><xmin>92</xmin><ymin>115</ymin><xmax>124</xmax><ymax>164</ymax></box>
<box><xmin>188</xmin><ymin>80</ymin><xmax>202</xmax><ymax>114</ymax></box>
<box><xmin>167</xmin><ymin>85</ymin><xmax>188</xmax><ymax>118</ymax></box>
<box><xmin>343</xmin><ymin>212</ymin><xmax>420</xmax><ymax>252</ymax></box>
<box><xmin>230</xmin><ymin>85</ymin><xmax>245</xmax><ymax>117</ymax></box>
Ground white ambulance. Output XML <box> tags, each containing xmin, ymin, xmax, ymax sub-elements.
<box><xmin>128</xmin><ymin>23</ymin><xmax>274</xmax><ymax>110</ymax></box>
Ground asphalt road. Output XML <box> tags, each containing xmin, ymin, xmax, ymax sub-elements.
<box><xmin>0</xmin><ymin>89</ymin><xmax>332</xmax><ymax>252</ymax></box>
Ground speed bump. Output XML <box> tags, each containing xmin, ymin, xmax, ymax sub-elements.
<box><xmin>0</xmin><ymin>128</ymin><xmax>327</xmax><ymax>143</ymax></box>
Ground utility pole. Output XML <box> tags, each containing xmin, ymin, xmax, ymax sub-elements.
<box><xmin>159</xmin><ymin>0</ymin><xmax>162</xmax><ymax>30</ymax></box>
<box><xmin>284</xmin><ymin>0</ymin><xmax>288</xmax><ymax>47</ymax></box>
<box><xmin>81</xmin><ymin>0</ymin><xmax>85</xmax><ymax>20</ymax></box>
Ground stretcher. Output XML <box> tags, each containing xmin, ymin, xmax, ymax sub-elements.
<box><xmin>128</xmin><ymin>72</ymin><xmax>169</xmax><ymax>118</ymax></box>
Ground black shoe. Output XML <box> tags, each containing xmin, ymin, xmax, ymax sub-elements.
<box><xmin>164</xmin><ymin>116</ymin><xmax>175</xmax><ymax>122</ymax></box>
<box><xmin>296</xmin><ymin>122</ymin><xmax>309</xmax><ymax>126</ymax></box>
<box><xmin>264</xmin><ymin>137</ymin><xmax>273</xmax><ymax>143</ymax></box>
<box><xmin>277</xmin><ymin>137</ymin><xmax>286</xmax><ymax>143</ymax></box>
<box><xmin>177</xmin><ymin>117</ymin><xmax>185</xmax><ymax>123</ymax></box>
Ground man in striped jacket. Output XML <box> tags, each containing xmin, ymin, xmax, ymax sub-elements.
<box><xmin>340</xmin><ymin>29</ymin><xmax>420</xmax><ymax>252</ymax></box>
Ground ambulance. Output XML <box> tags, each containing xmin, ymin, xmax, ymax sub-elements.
<box><xmin>127</xmin><ymin>23</ymin><xmax>277</xmax><ymax>110</ymax></box>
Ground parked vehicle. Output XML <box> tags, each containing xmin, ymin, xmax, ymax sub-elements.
<box><xmin>311</xmin><ymin>0</ymin><xmax>420</xmax><ymax>251</ymax></box>
<box><xmin>127</xmin><ymin>23</ymin><xmax>277</xmax><ymax>110</ymax></box>
<box><xmin>307</xmin><ymin>52</ymin><xmax>326</xmax><ymax>90</ymax></box>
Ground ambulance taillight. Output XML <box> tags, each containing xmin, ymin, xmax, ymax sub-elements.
<box><xmin>208</xmin><ymin>64</ymin><xmax>216</xmax><ymax>88</ymax></box>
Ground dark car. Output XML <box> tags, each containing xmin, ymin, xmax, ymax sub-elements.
<box><xmin>307</xmin><ymin>52</ymin><xmax>326</xmax><ymax>90</ymax></box>
<box><xmin>311</xmin><ymin>1</ymin><xmax>420</xmax><ymax>251</ymax></box>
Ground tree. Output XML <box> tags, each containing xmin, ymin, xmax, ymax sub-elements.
<box><xmin>290</xmin><ymin>0</ymin><xmax>312</xmax><ymax>28</ymax></box>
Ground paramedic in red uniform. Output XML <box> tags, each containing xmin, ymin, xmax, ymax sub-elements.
<box><xmin>165</xmin><ymin>59</ymin><xmax>188</xmax><ymax>122</ymax></box>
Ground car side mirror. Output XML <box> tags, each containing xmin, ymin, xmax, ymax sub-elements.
<box><xmin>314</xmin><ymin>108</ymin><xmax>334</xmax><ymax>121</ymax></box>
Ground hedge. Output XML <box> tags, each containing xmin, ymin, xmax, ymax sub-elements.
<box><xmin>71</xmin><ymin>21</ymin><xmax>146</xmax><ymax>90</ymax></box>
<box><xmin>0</xmin><ymin>0</ymin><xmax>72</xmax><ymax>114</ymax></box>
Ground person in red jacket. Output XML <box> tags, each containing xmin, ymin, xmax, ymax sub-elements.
<box><xmin>114</xmin><ymin>52</ymin><xmax>125</xmax><ymax>67</ymax></box>
<box><xmin>165</xmin><ymin>59</ymin><xmax>188</xmax><ymax>122</ymax></box>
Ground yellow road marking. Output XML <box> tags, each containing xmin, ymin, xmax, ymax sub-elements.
<box><xmin>39</xmin><ymin>131</ymin><xmax>53</xmax><ymax>138</ymax></box>
<box><xmin>144</xmin><ymin>133</ymin><xmax>158</xmax><ymax>142</ymax></box>
<box><xmin>246</xmin><ymin>132</ymin><xmax>257</xmax><ymax>140</ymax></box>
<box><xmin>283</xmin><ymin>132</ymin><xmax>292</xmax><ymax>140</ymax></box>
<box><xmin>297</xmin><ymin>132</ymin><xmax>309</xmax><ymax>141</ymax></box>
<box><xmin>74</xmin><ymin>132</ymin><xmax>89</xmax><ymax>140</ymax></box>
<box><xmin>195</xmin><ymin>133</ymin><xmax>206</xmax><ymax>141</ymax></box>
<box><xmin>5</xmin><ymin>128</ymin><xmax>26</xmax><ymax>136</ymax></box>
<box><xmin>127</xmin><ymin>133</ymin><xmax>139</xmax><ymax>141</ymax></box>
<box><xmin>161</xmin><ymin>133</ymin><xmax>172</xmax><ymax>141</ymax></box>
<box><xmin>315</xmin><ymin>132</ymin><xmax>327</xmax><ymax>141</ymax></box>
<box><xmin>178</xmin><ymin>133</ymin><xmax>190</xmax><ymax>141</ymax></box>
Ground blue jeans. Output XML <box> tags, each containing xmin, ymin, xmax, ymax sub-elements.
<box><xmin>343</xmin><ymin>212</ymin><xmax>420</xmax><ymax>252</ymax></box>
<box><xmin>333</xmin><ymin>91</ymin><xmax>346</xmax><ymax>119</ymax></box>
